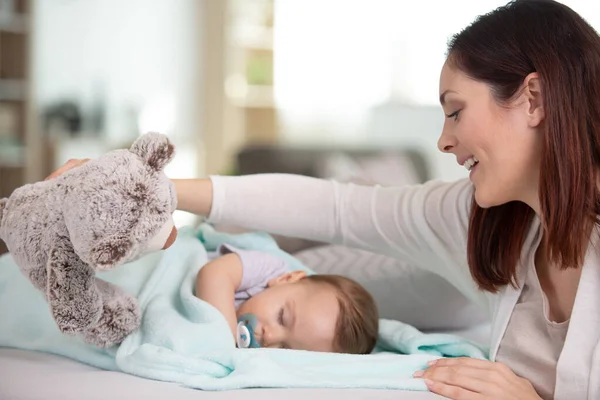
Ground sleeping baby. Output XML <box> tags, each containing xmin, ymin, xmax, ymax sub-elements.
<box><xmin>195</xmin><ymin>244</ymin><xmax>379</xmax><ymax>354</ymax></box>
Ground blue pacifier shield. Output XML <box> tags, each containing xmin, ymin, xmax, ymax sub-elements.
<box><xmin>236</xmin><ymin>313</ymin><xmax>260</xmax><ymax>349</ymax></box>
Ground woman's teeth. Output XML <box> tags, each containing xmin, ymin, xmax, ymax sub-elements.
<box><xmin>464</xmin><ymin>156</ymin><xmax>479</xmax><ymax>171</ymax></box>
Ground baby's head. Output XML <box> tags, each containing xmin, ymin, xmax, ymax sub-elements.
<box><xmin>236</xmin><ymin>271</ymin><xmax>379</xmax><ymax>354</ymax></box>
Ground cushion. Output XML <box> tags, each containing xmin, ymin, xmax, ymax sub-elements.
<box><xmin>294</xmin><ymin>244</ymin><xmax>489</xmax><ymax>331</ymax></box>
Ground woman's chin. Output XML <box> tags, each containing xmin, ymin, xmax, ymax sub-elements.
<box><xmin>474</xmin><ymin>188</ymin><xmax>500</xmax><ymax>209</ymax></box>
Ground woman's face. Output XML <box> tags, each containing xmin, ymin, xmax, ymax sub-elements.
<box><xmin>437</xmin><ymin>61</ymin><xmax>544</xmax><ymax>209</ymax></box>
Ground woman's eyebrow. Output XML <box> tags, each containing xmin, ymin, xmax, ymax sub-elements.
<box><xmin>439</xmin><ymin>89</ymin><xmax>458</xmax><ymax>106</ymax></box>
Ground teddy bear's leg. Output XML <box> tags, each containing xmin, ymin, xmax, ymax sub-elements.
<box><xmin>46</xmin><ymin>243</ymin><xmax>103</xmax><ymax>334</ymax></box>
<box><xmin>82</xmin><ymin>278</ymin><xmax>141</xmax><ymax>348</ymax></box>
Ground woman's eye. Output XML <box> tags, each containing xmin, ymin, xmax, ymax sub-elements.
<box><xmin>446</xmin><ymin>110</ymin><xmax>461</xmax><ymax>121</ymax></box>
<box><xmin>278</xmin><ymin>308</ymin><xmax>285</xmax><ymax>326</ymax></box>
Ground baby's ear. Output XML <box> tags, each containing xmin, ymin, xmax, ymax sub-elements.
<box><xmin>267</xmin><ymin>270</ymin><xmax>307</xmax><ymax>287</ymax></box>
<box><xmin>129</xmin><ymin>132</ymin><xmax>175</xmax><ymax>172</ymax></box>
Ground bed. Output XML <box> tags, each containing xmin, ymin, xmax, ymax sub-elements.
<box><xmin>0</xmin><ymin>145</ymin><xmax>490</xmax><ymax>399</ymax></box>
<box><xmin>0</xmin><ymin>237</ymin><xmax>491</xmax><ymax>400</ymax></box>
<box><xmin>0</xmin><ymin>322</ymin><xmax>490</xmax><ymax>400</ymax></box>
<box><xmin>0</xmin><ymin>348</ymin><xmax>440</xmax><ymax>400</ymax></box>
<box><xmin>0</xmin><ymin>239</ymin><xmax>491</xmax><ymax>400</ymax></box>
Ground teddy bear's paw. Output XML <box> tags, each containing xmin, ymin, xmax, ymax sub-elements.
<box><xmin>82</xmin><ymin>294</ymin><xmax>141</xmax><ymax>348</ymax></box>
<box><xmin>50</xmin><ymin>293</ymin><xmax>103</xmax><ymax>335</ymax></box>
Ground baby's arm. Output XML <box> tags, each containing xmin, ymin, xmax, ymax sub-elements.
<box><xmin>195</xmin><ymin>253</ymin><xmax>242</xmax><ymax>340</ymax></box>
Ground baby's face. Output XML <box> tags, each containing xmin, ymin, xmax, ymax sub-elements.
<box><xmin>236</xmin><ymin>273</ymin><xmax>339</xmax><ymax>352</ymax></box>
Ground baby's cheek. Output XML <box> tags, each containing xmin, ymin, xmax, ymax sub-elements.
<box><xmin>236</xmin><ymin>299</ymin><xmax>258</xmax><ymax>319</ymax></box>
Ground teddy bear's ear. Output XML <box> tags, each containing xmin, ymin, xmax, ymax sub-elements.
<box><xmin>130</xmin><ymin>132</ymin><xmax>175</xmax><ymax>172</ymax></box>
<box><xmin>89</xmin><ymin>234</ymin><xmax>134</xmax><ymax>270</ymax></box>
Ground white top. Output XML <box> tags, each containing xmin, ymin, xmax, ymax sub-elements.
<box><xmin>207</xmin><ymin>174</ymin><xmax>600</xmax><ymax>399</ymax></box>
<box><xmin>495</xmin><ymin>260</ymin><xmax>570</xmax><ymax>400</ymax></box>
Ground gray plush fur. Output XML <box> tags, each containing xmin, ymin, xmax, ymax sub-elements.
<box><xmin>0</xmin><ymin>132</ymin><xmax>177</xmax><ymax>347</ymax></box>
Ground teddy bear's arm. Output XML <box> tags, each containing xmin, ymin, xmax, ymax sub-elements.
<box><xmin>46</xmin><ymin>238</ymin><xmax>103</xmax><ymax>334</ymax></box>
<box><xmin>81</xmin><ymin>278</ymin><xmax>141</xmax><ymax>348</ymax></box>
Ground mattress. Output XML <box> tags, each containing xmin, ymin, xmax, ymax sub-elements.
<box><xmin>0</xmin><ymin>324</ymin><xmax>489</xmax><ymax>400</ymax></box>
<box><xmin>0</xmin><ymin>348</ymin><xmax>447</xmax><ymax>400</ymax></box>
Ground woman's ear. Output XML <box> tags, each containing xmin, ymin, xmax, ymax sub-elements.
<box><xmin>267</xmin><ymin>270</ymin><xmax>307</xmax><ymax>287</ymax></box>
<box><xmin>523</xmin><ymin>72</ymin><xmax>545</xmax><ymax>127</ymax></box>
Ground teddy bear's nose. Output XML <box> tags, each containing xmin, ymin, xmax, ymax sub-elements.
<box><xmin>162</xmin><ymin>227</ymin><xmax>178</xmax><ymax>250</ymax></box>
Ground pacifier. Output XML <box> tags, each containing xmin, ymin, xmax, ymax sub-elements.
<box><xmin>236</xmin><ymin>313</ymin><xmax>261</xmax><ymax>349</ymax></box>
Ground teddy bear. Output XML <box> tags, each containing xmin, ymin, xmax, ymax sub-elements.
<box><xmin>0</xmin><ymin>132</ymin><xmax>178</xmax><ymax>347</ymax></box>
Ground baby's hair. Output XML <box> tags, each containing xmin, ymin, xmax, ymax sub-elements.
<box><xmin>304</xmin><ymin>274</ymin><xmax>379</xmax><ymax>354</ymax></box>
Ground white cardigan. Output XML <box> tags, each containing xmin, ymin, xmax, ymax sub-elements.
<box><xmin>207</xmin><ymin>174</ymin><xmax>599</xmax><ymax>399</ymax></box>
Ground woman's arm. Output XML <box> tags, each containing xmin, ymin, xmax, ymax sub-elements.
<box><xmin>177</xmin><ymin>174</ymin><xmax>341</xmax><ymax>243</ymax></box>
<box><xmin>52</xmin><ymin>164</ymin><xmax>470</xmax><ymax>266</ymax></box>
<box><xmin>196</xmin><ymin>173</ymin><xmax>485</xmax><ymax>307</ymax></box>
<box><xmin>172</xmin><ymin>179</ymin><xmax>213</xmax><ymax>216</ymax></box>
<box><xmin>200</xmin><ymin>173</ymin><xmax>473</xmax><ymax>261</ymax></box>
<box><xmin>48</xmin><ymin>162</ymin><xmax>479</xmax><ymax>303</ymax></box>
<box><xmin>195</xmin><ymin>253</ymin><xmax>243</xmax><ymax>340</ymax></box>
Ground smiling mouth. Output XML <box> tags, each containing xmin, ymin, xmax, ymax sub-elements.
<box><xmin>463</xmin><ymin>156</ymin><xmax>479</xmax><ymax>172</ymax></box>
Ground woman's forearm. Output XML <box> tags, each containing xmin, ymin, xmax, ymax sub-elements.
<box><xmin>172</xmin><ymin>173</ymin><xmax>466</xmax><ymax>271</ymax></box>
<box><xmin>205</xmin><ymin>174</ymin><xmax>341</xmax><ymax>243</ymax></box>
<box><xmin>173</xmin><ymin>174</ymin><xmax>340</xmax><ymax>242</ymax></box>
<box><xmin>172</xmin><ymin>178</ymin><xmax>214</xmax><ymax>216</ymax></box>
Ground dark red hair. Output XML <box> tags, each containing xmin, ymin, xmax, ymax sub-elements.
<box><xmin>448</xmin><ymin>0</ymin><xmax>600</xmax><ymax>291</ymax></box>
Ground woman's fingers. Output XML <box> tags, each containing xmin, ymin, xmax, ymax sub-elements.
<box><xmin>418</xmin><ymin>364</ymin><xmax>497</xmax><ymax>393</ymax></box>
<box><xmin>44</xmin><ymin>158</ymin><xmax>90</xmax><ymax>181</ymax></box>
<box><xmin>414</xmin><ymin>358</ymin><xmax>537</xmax><ymax>400</ymax></box>
<box><xmin>427</xmin><ymin>357</ymin><xmax>515</xmax><ymax>380</ymax></box>
<box><xmin>423</xmin><ymin>379</ymin><xmax>480</xmax><ymax>400</ymax></box>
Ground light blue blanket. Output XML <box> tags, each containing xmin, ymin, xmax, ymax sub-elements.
<box><xmin>0</xmin><ymin>224</ymin><xmax>487</xmax><ymax>391</ymax></box>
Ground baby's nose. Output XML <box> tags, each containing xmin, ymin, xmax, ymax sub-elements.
<box><xmin>261</xmin><ymin>325</ymin><xmax>284</xmax><ymax>348</ymax></box>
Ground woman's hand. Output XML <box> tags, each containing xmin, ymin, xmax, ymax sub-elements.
<box><xmin>414</xmin><ymin>357</ymin><xmax>541</xmax><ymax>399</ymax></box>
<box><xmin>44</xmin><ymin>158</ymin><xmax>90</xmax><ymax>181</ymax></box>
<box><xmin>45</xmin><ymin>160</ymin><xmax>216</xmax><ymax>218</ymax></box>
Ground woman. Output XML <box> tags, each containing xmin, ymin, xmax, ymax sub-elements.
<box><xmin>50</xmin><ymin>1</ymin><xmax>600</xmax><ymax>399</ymax></box>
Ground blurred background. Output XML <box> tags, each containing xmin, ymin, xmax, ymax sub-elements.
<box><xmin>3</xmin><ymin>0</ymin><xmax>600</xmax><ymax>327</ymax></box>
<box><xmin>1</xmin><ymin>0</ymin><xmax>600</xmax><ymax>231</ymax></box>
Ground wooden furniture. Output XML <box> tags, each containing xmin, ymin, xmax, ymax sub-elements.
<box><xmin>0</xmin><ymin>0</ymin><xmax>39</xmax><ymax>254</ymax></box>
<box><xmin>201</xmin><ymin>0</ymin><xmax>278</xmax><ymax>176</ymax></box>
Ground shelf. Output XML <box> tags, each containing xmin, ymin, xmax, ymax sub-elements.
<box><xmin>0</xmin><ymin>79</ymin><xmax>26</xmax><ymax>101</ymax></box>
<box><xmin>0</xmin><ymin>13</ymin><xmax>28</xmax><ymax>33</ymax></box>
<box><xmin>231</xmin><ymin>25</ymin><xmax>273</xmax><ymax>50</ymax></box>
<box><xmin>239</xmin><ymin>85</ymin><xmax>274</xmax><ymax>108</ymax></box>
<box><xmin>0</xmin><ymin>140</ymin><xmax>25</xmax><ymax>167</ymax></box>
<box><xmin>0</xmin><ymin>0</ymin><xmax>32</xmax><ymax>204</ymax></box>
<box><xmin>226</xmin><ymin>77</ymin><xmax>275</xmax><ymax>108</ymax></box>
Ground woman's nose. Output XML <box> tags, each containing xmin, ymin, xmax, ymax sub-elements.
<box><xmin>437</xmin><ymin>127</ymin><xmax>457</xmax><ymax>153</ymax></box>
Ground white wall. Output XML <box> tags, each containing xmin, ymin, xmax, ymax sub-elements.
<box><xmin>367</xmin><ymin>102</ymin><xmax>468</xmax><ymax>182</ymax></box>
<box><xmin>33</xmin><ymin>0</ymin><xmax>203</xmax><ymax>176</ymax></box>
<box><xmin>33</xmin><ymin>0</ymin><xmax>204</xmax><ymax>226</ymax></box>
<box><xmin>273</xmin><ymin>0</ymin><xmax>600</xmax><ymax>182</ymax></box>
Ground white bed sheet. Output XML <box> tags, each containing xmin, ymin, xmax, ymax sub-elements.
<box><xmin>0</xmin><ymin>324</ymin><xmax>490</xmax><ymax>400</ymax></box>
